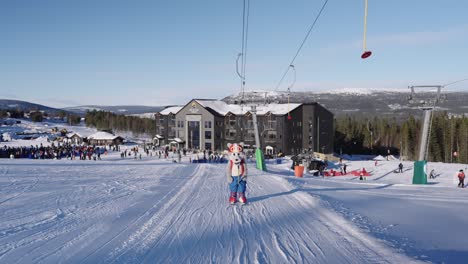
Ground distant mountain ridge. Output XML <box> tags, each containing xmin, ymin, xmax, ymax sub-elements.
<box><xmin>222</xmin><ymin>89</ymin><xmax>468</xmax><ymax>118</ymax></box>
<box><xmin>3</xmin><ymin>88</ymin><xmax>467</xmax><ymax>119</ymax></box>
<box><xmin>0</xmin><ymin>99</ymin><xmax>69</xmax><ymax>115</ymax></box>
<box><xmin>0</xmin><ymin>100</ymin><xmax>164</xmax><ymax>117</ymax></box>
<box><xmin>63</xmin><ymin>105</ymin><xmax>165</xmax><ymax>115</ymax></box>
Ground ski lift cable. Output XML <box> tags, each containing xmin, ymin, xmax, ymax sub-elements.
<box><xmin>287</xmin><ymin>65</ymin><xmax>296</xmax><ymax>120</ymax></box>
<box><xmin>242</xmin><ymin>0</ymin><xmax>250</xmax><ymax>92</ymax></box>
<box><xmin>236</xmin><ymin>0</ymin><xmax>250</xmax><ymax>113</ymax></box>
<box><xmin>362</xmin><ymin>0</ymin><xmax>368</xmax><ymax>51</ymax></box>
<box><xmin>443</xmin><ymin>77</ymin><xmax>468</xmax><ymax>87</ymax></box>
<box><xmin>237</xmin><ymin>0</ymin><xmax>250</xmax><ymax>110</ymax></box>
<box><xmin>274</xmin><ymin>0</ymin><xmax>329</xmax><ymax>91</ymax></box>
<box><xmin>361</xmin><ymin>0</ymin><xmax>372</xmax><ymax>59</ymax></box>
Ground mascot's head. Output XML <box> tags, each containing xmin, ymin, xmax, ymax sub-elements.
<box><xmin>227</xmin><ymin>143</ymin><xmax>244</xmax><ymax>164</ymax></box>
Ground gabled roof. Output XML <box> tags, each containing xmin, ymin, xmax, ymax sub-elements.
<box><xmin>87</xmin><ymin>131</ymin><xmax>122</xmax><ymax>140</ymax></box>
<box><xmin>169</xmin><ymin>138</ymin><xmax>185</xmax><ymax>144</ymax></box>
<box><xmin>194</xmin><ymin>99</ymin><xmax>302</xmax><ymax>116</ymax></box>
<box><xmin>66</xmin><ymin>132</ymin><xmax>82</xmax><ymax>138</ymax></box>
<box><xmin>159</xmin><ymin>106</ymin><xmax>183</xmax><ymax>115</ymax></box>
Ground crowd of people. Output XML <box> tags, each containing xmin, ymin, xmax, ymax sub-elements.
<box><xmin>0</xmin><ymin>143</ymin><xmax>106</xmax><ymax>160</ymax></box>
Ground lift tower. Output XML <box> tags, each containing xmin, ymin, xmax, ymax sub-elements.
<box><xmin>407</xmin><ymin>85</ymin><xmax>444</xmax><ymax>184</ymax></box>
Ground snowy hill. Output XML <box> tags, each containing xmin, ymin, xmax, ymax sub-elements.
<box><xmin>63</xmin><ymin>105</ymin><xmax>164</xmax><ymax>116</ymax></box>
<box><xmin>222</xmin><ymin>89</ymin><xmax>468</xmax><ymax>118</ymax></box>
<box><xmin>0</xmin><ymin>99</ymin><xmax>71</xmax><ymax>115</ymax></box>
<box><xmin>1</xmin><ymin>153</ymin><xmax>467</xmax><ymax>263</ymax></box>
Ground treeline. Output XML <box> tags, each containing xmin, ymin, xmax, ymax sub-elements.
<box><xmin>0</xmin><ymin>109</ymin><xmax>24</xmax><ymax>118</ymax></box>
<box><xmin>0</xmin><ymin>109</ymin><xmax>81</xmax><ymax>125</ymax></box>
<box><xmin>85</xmin><ymin>110</ymin><xmax>155</xmax><ymax>136</ymax></box>
<box><xmin>335</xmin><ymin>112</ymin><xmax>468</xmax><ymax>163</ymax></box>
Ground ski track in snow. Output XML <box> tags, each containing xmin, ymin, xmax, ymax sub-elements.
<box><xmin>0</xmin><ymin>158</ymin><xmax>430</xmax><ymax>263</ymax></box>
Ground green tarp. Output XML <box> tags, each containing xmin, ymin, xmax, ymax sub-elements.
<box><xmin>255</xmin><ymin>148</ymin><xmax>267</xmax><ymax>171</ymax></box>
<box><xmin>412</xmin><ymin>160</ymin><xmax>427</xmax><ymax>184</ymax></box>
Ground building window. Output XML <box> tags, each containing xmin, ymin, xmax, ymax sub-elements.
<box><xmin>225</xmin><ymin>129</ymin><xmax>236</xmax><ymax>139</ymax></box>
<box><xmin>205</xmin><ymin>142</ymin><xmax>212</xmax><ymax>150</ymax></box>
<box><xmin>246</xmin><ymin>130</ymin><xmax>255</xmax><ymax>141</ymax></box>
<box><xmin>205</xmin><ymin>131</ymin><xmax>212</xmax><ymax>139</ymax></box>
<box><xmin>169</xmin><ymin>127</ymin><xmax>176</xmax><ymax>138</ymax></box>
<box><xmin>215</xmin><ymin>131</ymin><xmax>222</xmax><ymax>139</ymax></box>
<box><xmin>159</xmin><ymin>117</ymin><xmax>164</xmax><ymax>124</ymax></box>
<box><xmin>216</xmin><ymin>121</ymin><xmax>223</xmax><ymax>127</ymax></box>
<box><xmin>169</xmin><ymin>115</ymin><xmax>176</xmax><ymax>126</ymax></box>
<box><xmin>246</xmin><ymin>120</ymin><xmax>254</xmax><ymax>129</ymax></box>
<box><xmin>266</xmin><ymin>131</ymin><xmax>276</xmax><ymax>142</ymax></box>
<box><xmin>177</xmin><ymin>120</ymin><xmax>184</xmax><ymax>128</ymax></box>
<box><xmin>225</xmin><ymin>115</ymin><xmax>236</xmax><ymax>127</ymax></box>
<box><xmin>265</xmin><ymin>120</ymin><xmax>277</xmax><ymax>130</ymax></box>
<box><xmin>204</xmin><ymin>121</ymin><xmax>212</xmax><ymax>128</ymax></box>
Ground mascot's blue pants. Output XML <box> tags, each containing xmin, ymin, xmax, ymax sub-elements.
<box><xmin>229</xmin><ymin>176</ymin><xmax>246</xmax><ymax>193</ymax></box>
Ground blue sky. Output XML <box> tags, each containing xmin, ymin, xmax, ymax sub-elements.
<box><xmin>1</xmin><ymin>0</ymin><xmax>467</xmax><ymax>107</ymax></box>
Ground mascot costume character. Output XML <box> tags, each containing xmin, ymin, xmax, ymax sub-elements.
<box><xmin>226</xmin><ymin>143</ymin><xmax>248</xmax><ymax>204</ymax></box>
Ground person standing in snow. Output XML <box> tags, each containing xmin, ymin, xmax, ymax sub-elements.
<box><xmin>398</xmin><ymin>163</ymin><xmax>403</xmax><ymax>173</ymax></box>
<box><xmin>226</xmin><ymin>143</ymin><xmax>248</xmax><ymax>204</ymax></box>
<box><xmin>458</xmin><ymin>170</ymin><xmax>465</xmax><ymax>188</ymax></box>
<box><xmin>429</xmin><ymin>169</ymin><xmax>436</xmax><ymax>179</ymax></box>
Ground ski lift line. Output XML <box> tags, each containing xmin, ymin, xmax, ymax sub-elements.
<box><xmin>443</xmin><ymin>77</ymin><xmax>468</xmax><ymax>87</ymax></box>
<box><xmin>238</xmin><ymin>0</ymin><xmax>250</xmax><ymax>106</ymax></box>
<box><xmin>240</xmin><ymin>0</ymin><xmax>246</xmax><ymax>102</ymax></box>
<box><xmin>362</xmin><ymin>0</ymin><xmax>368</xmax><ymax>51</ymax></box>
<box><xmin>287</xmin><ymin>65</ymin><xmax>296</xmax><ymax>120</ymax></box>
<box><xmin>361</xmin><ymin>0</ymin><xmax>372</xmax><ymax>59</ymax></box>
<box><xmin>274</xmin><ymin>0</ymin><xmax>330</xmax><ymax>91</ymax></box>
<box><xmin>236</xmin><ymin>53</ymin><xmax>244</xmax><ymax>80</ymax></box>
<box><xmin>242</xmin><ymin>0</ymin><xmax>250</xmax><ymax>88</ymax></box>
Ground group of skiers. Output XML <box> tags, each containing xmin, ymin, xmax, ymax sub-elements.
<box><xmin>0</xmin><ymin>143</ymin><xmax>105</xmax><ymax>160</ymax></box>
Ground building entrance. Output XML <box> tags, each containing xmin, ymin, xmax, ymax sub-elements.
<box><xmin>188</xmin><ymin>121</ymin><xmax>200</xmax><ymax>149</ymax></box>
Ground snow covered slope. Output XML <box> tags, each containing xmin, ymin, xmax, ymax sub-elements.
<box><xmin>0</xmin><ymin>155</ymin><xmax>466</xmax><ymax>263</ymax></box>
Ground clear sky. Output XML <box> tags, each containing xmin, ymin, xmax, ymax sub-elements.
<box><xmin>1</xmin><ymin>0</ymin><xmax>467</xmax><ymax>108</ymax></box>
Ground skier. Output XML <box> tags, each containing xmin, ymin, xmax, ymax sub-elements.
<box><xmin>458</xmin><ymin>169</ymin><xmax>465</xmax><ymax>188</ymax></box>
<box><xmin>226</xmin><ymin>143</ymin><xmax>248</xmax><ymax>204</ymax></box>
<box><xmin>429</xmin><ymin>169</ymin><xmax>436</xmax><ymax>179</ymax></box>
<box><xmin>398</xmin><ymin>163</ymin><xmax>403</xmax><ymax>173</ymax></box>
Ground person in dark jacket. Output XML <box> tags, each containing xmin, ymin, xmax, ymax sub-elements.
<box><xmin>398</xmin><ymin>163</ymin><xmax>403</xmax><ymax>173</ymax></box>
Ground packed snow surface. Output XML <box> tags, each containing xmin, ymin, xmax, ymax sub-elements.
<box><xmin>1</xmin><ymin>153</ymin><xmax>467</xmax><ymax>263</ymax></box>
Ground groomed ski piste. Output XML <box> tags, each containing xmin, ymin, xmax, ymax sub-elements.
<box><xmin>1</xmin><ymin>150</ymin><xmax>468</xmax><ymax>263</ymax></box>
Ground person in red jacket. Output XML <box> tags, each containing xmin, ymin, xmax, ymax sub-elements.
<box><xmin>458</xmin><ymin>169</ymin><xmax>465</xmax><ymax>188</ymax></box>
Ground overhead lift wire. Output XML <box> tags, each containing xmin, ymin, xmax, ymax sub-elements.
<box><xmin>444</xmin><ymin>76</ymin><xmax>468</xmax><ymax>87</ymax></box>
<box><xmin>237</xmin><ymin>0</ymin><xmax>250</xmax><ymax>105</ymax></box>
<box><xmin>274</xmin><ymin>0</ymin><xmax>330</xmax><ymax>91</ymax></box>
